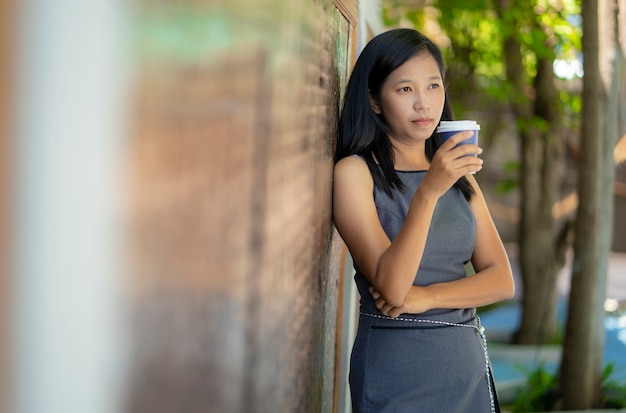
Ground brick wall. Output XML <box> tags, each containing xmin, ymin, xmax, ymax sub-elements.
<box><xmin>126</xmin><ymin>1</ymin><xmax>354</xmax><ymax>411</ymax></box>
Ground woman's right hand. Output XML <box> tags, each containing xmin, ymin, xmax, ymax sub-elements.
<box><xmin>370</xmin><ymin>285</ymin><xmax>434</xmax><ymax>317</ymax></box>
<box><xmin>420</xmin><ymin>131</ymin><xmax>483</xmax><ymax>198</ymax></box>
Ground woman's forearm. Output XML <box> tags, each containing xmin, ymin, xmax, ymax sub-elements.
<box><xmin>373</xmin><ymin>186</ymin><xmax>439</xmax><ymax>307</ymax></box>
<box><xmin>419</xmin><ymin>266</ymin><xmax>515</xmax><ymax>311</ymax></box>
<box><xmin>373</xmin><ymin>264</ymin><xmax>514</xmax><ymax>317</ymax></box>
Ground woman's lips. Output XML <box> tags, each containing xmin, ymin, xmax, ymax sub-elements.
<box><xmin>412</xmin><ymin>118</ymin><xmax>432</xmax><ymax>127</ymax></box>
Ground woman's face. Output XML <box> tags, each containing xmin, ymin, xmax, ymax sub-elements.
<box><xmin>371</xmin><ymin>51</ymin><xmax>445</xmax><ymax>145</ymax></box>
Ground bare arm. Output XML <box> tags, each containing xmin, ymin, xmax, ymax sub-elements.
<box><xmin>333</xmin><ymin>156</ymin><xmax>428</xmax><ymax>307</ymax></box>
<box><xmin>333</xmin><ymin>132</ymin><xmax>483</xmax><ymax>307</ymax></box>
<box><xmin>372</xmin><ymin>174</ymin><xmax>515</xmax><ymax>317</ymax></box>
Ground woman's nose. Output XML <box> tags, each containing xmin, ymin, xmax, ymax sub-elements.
<box><xmin>414</xmin><ymin>91</ymin><xmax>430</xmax><ymax>110</ymax></box>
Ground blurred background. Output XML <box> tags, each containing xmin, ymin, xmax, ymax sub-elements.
<box><xmin>1</xmin><ymin>0</ymin><xmax>625</xmax><ymax>412</ymax></box>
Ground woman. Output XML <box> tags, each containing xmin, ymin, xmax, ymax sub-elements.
<box><xmin>333</xmin><ymin>28</ymin><xmax>515</xmax><ymax>412</ymax></box>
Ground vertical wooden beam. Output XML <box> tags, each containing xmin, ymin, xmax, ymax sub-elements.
<box><xmin>331</xmin><ymin>2</ymin><xmax>358</xmax><ymax>412</ymax></box>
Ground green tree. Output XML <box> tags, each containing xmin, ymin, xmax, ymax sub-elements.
<box><xmin>493</xmin><ymin>0</ymin><xmax>575</xmax><ymax>345</ymax></box>
<box><xmin>559</xmin><ymin>0</ymin><xmax>626</xmax><ymax>407</ymax></box>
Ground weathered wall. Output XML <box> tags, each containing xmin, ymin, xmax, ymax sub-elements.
<box><xmin>126</xmin><ymin>1</ymin><xmax>354</xmax><ymax>412</ymax></box>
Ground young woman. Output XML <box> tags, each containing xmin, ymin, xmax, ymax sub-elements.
<box><xmin>333</xmin><ymin>28</ymin><xmax>515</xmax><ymax>412</ymax></box>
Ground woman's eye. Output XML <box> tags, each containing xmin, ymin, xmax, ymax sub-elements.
<box><xmin>429</xmin><ymin>83</ymin><xmax>441</xmax><ymax>89</ymax></box>
<box><xmin>399</xmin><ymin>86</ymin><xmax>411</xmax><ymax>92</ymax></box>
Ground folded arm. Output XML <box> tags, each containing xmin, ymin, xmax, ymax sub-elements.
<box><xmin>333</xmin><ymin>156</ymin><xmax>436</xmax><ymax>307</ymax></box>
<box><xmin>372</xmin><ymin>174</ymin><xmax>515</xmax><ymax>317</ymax></box>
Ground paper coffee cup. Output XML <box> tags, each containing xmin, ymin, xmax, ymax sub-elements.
<box><xmin>437</xmin><ymin>120</ymin><xmax>481</xmax><ymax>173</ymax></box>
<box><xmin>436</xmin><ymin>120</ymin><xmax>480</xmax><ymax>148</ymax></box>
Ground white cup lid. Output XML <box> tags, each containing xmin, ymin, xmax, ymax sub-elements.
<box><xmin>436</xmin><ymin>120</ymin><xmax>480</xmax><ymax>132</ymax></box>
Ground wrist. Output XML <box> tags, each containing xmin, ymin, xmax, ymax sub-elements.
<box><xmin>422</xmin><ymin>285</ymin><xmax>437</xmax><ymax>311</ymax></box>
<box><xmin>413</xmin><ymin>184</ymin><xmax>440</xmax><ymax>208</ymax></box>
<box><xmin>404</xmin><ymin>285</ymin><xmax>435</xmax><ymax>314</ymax></box>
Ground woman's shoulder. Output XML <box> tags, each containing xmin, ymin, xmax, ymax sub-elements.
<box><xmin>334</xmin><ymin>155</ymin><xmax>373</xmax><ymax>186</ymax></box>
<box><xmin>335</xmin><ymin>154</ymin><xmax>369</xmax><ymax>172</ymax></box>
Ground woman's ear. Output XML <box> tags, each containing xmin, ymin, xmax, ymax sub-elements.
<box><xmin>368</xmin><ymin>91</ymin><xmax>382</xmax><ymax>114</ymax></box>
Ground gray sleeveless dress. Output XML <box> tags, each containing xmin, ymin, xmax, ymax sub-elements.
<box><xmin>349</xmin><ymin>170</ymin><xmax>498</xmax><ymax>413</ymax></box>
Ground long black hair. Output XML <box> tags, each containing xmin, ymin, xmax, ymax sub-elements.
<box><xmin>335</xmin><ymin>28</ymin><xmax>474</xmax><ymax>201</ymax></box>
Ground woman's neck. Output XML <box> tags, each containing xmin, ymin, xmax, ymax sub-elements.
<box><xmin>392</xmin><ymin>143</ymin><xmax>430</xmax><ymax>171</ymax></box>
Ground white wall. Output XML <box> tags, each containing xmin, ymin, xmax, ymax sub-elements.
<box><xmin>12</xmin><ymin>1</ymin><xmax>128</xmax><ymax>412</ymax></box>
<box><xmin>358</xmin><ymin>0</ymin><xmax>384</xmax><ymax>51</ymax></box>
